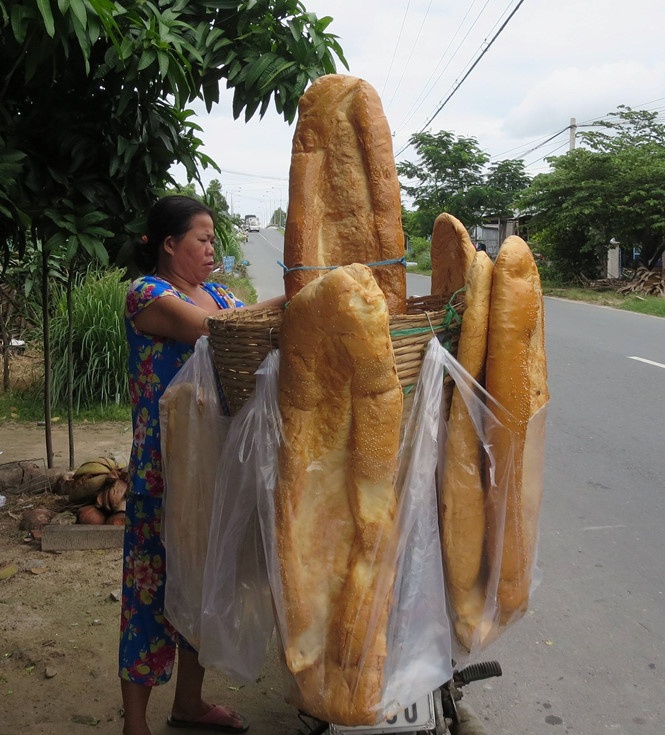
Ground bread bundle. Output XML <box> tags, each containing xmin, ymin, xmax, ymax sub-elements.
<box><xmin>275</xmin><ymin>263</ymin><xmax>402</xmax><ymax>725</ymax></box>
<box><xmin>439</xmin><ymin>249</ymin><xmax>494</xmax><ymax>649</ymax></box>
<box><xmin>283</xmin><ymin>74</ymin><xmax>406</xmax><ymax>315</ymax></box>
<box><xmin>435</xmin><ymin>226</ymin><xmax>548</xmax><ymax>648</ymax></box>
<box><xmin>485</xmin><ymin>236</ymin><xmax>548</xmax><ymax>625</ymax></box>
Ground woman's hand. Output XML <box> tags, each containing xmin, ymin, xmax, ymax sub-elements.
<box><xmin>246</xmin><ymin>294</ymin><xmax>287</xmax><ymax>312</ymax></box>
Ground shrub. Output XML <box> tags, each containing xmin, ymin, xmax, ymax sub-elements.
<box><xmin>416</xmin><ymin>248</ymin><xmax>432</xmax><ymax>271</ymax></box>
<box><xmin>50</xmin><ymin>268</ymin><xmax>130</xmax><ymax>410</ymax></box>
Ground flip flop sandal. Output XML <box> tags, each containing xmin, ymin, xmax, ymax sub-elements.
<box><xmin>167</xmin><ymin>705</ymin><xmax>250</xmax><ymax>733</ymax></box>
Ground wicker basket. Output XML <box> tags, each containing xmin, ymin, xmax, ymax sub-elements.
<box><xmin>208</xmin><ymin>293</ymin><xmax>464</xmax><ymax>416</ymax></box>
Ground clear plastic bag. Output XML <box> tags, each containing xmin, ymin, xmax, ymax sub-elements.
<box><xmin>436</xmin><ymin>340</ymin><xmax>546</xmax><ymax>660</ymax></box>
<box><xmin>159</xmin><ymin>336</ymin><xmax>230</xmax><ymax>650</ymax></box>
<box><xmin>197</xmin><ymin>351</ymin><xmax>278</xmax><ymax>682</ymax></box>
<box><xmin>254</xmin><ymin>341</ymin><xmax>452</xmax><ymax>726</ymax></box>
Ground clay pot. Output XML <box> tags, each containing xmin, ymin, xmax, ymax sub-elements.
<box><xmin>77</xmin><ymin>505</ymin><xmax>106</xmax><ymax>525</ymax></box>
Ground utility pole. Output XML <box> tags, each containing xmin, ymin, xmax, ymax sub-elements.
<box><xmin>569</xmin><ymin>117</ymin><xmax>577</xmax><ymax>150</ymax></box>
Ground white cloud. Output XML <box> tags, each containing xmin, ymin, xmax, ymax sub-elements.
<box><xmin>504</xmin><ymin>62</ymin><xmax>665</xmax><ymax>137</ymax></box>
<box><xmin>175</xmin><ymin>0</ymin><xmax>665</xmax><ymax>215</ymax></box>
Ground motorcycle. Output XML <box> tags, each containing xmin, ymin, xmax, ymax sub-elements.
<box><xmin>297</xmin><ymin>660</ymin><xmax>503</xmax><ymax>735</ymax></box>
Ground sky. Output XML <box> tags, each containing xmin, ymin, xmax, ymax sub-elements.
<box><xmin>172</xmin><ymin>0</ymin><xmax>665</xmax><ymax>224</ymax></box>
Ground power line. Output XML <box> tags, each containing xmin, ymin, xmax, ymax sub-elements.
<box><xmin>492</xmin><ymin>129</ymin><xmax>567</xmax><ymax>159</ymax></box>
<box><xmin>523</xmin><ymin>140</ymin><xmax>569</xmax><ymax>169</ymax></box>
<box><xmin>392</xmin><ymin>0</ymin><xmax>492</xmax><ymax>135</ymax></box>
<box><xmin>395</xmin><ymin>0</ymin><xmax>527</xmax><ymax>157</ymax></box>
<box><xmin>217</xmin><ymin>167</ymin><xmax>288</xmax><ymax>182</ymax></box>
<box><xmin>492</xmin><ymin>97</ymin><xmax>665</xmax><ymax>163</ymax></box>
<box><xmin>384</xmin><ymin>0</ymin><xmax>434</xmax><ymax>113</ymax></box>
<box><xmin>513</xmin><ymin>125</ymin><xmax>571</xmax><ymax>159</ymax></box>
<box><xmin>381</xmin><ymin>0</ymin><xmax>413</xmax><ymax>97</ymax></box>
<box><xmin>416</xmin><ymin>0</ymin><xmax>526</xmax><ymax>135</ymax></box>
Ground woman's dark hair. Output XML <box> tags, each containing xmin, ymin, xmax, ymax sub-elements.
<box><xmin>134</xmin><ymin>195</ymin><xmax>214</xmax><ymax>274</ymax></box>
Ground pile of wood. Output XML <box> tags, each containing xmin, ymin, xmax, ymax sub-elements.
<box><xmin>617</xmin><ymin>267</ymin><xmax>665</xmax><ymax>297</ymax></box>
<box><xmin>577</xmin><ymin>274</ymin><xmax>626</xmax><ymax>292</ymax></box>
<box><xmin>579</xmin><ymin>268</ymin><xmax>665</xmax><ymax>296</ymax></box>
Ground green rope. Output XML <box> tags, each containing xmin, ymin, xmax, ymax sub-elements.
<box><xmin>390</xmin><ymin>287</ymin><xmax>466</xmax><ymax>338</ymax></box>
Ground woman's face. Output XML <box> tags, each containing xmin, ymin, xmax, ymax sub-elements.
<box><xmin>166</xmin><ymin>213</ymin><xmax>216</xmax><ymax>283</ymax></box>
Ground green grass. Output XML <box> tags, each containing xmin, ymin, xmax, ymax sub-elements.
<box><xmin>542</xmin><ymin>284</ymin><xmax>665</xmax><ymax>317</ymax></box>
<box><xmin>407</xmin><ymin>265</ymin><xmax>665</xmax><ymax>319</ymax></box>
<box><xmin>0</xmin><ymin>387</ymin><xmax>131</xmax><ymax>424</ymax></box>
<box><xmin>209</xmin><ymin>272</ymin><xmax>257</xmax><ymax>304</ymax></box>
<box><xmin>2</xmin><ymin>270</ymin><xmax>259</xmax><ymax>424</ymax></box>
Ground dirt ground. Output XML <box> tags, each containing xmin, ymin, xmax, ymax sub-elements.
<box><xmin>0</xmin><ymin>421</ymin><xmax>306</xmax><ymax>735</ymax></box>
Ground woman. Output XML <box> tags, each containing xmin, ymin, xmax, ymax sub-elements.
<box><xmin>120</xmin><ymin>195</ymin><xmax>284</xmax><ymax>735</ymax></box>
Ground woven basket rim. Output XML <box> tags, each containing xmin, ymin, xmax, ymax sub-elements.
<box><xmin>207</xmin><ymin>293</ymin><xmax>464</xmax><ymax>415</ymax></box>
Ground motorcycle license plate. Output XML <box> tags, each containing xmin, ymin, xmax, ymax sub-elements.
<box><xmin>329</xmin><ymin>693</ymin><xmax>436</xmax><ymax>734</ymax></box>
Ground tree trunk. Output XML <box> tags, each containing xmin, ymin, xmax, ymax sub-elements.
<box><xmin>1</xmin><ymin>286</ymin><xmax>16</xmax><ymax>391</ymax></box>
<box><xmin>41</xmin><ymin>242</ymin><xmax>54</xmax><ymax>469</ymax></box>
<box><xmin>66</xmin><ymin>266</ymin><xmax>75</xmax><ymax>470</ymax></box>
<box><xmin>2</xmin><ymin>320</ymin><xmax>9</xmax><ymax>393</ymax></box>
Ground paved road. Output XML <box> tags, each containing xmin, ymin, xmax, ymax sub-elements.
<box><xmin>242</xmin><ymin>230</ymin><xmax>665</xmax><ymax>734</ymax></box>
<box><xmin>243</xmin><ymin>227</ymin><xmax>286</xmax><ymax>300</ymax></box>
<box><xmin>242</xmin><ymin>228</ymin><xmax>436</xmax><ymax>302</ymax></box>
<box><xmin>462</xmin><ymin>298</ymin><xmax>665</xmax><ymax>735</ymax></box>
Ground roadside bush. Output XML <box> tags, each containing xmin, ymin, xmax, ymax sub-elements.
<box><xmin>408</xmin><ymin>236</ymin><xmax>432</xmax><ymax>271</ymax></box>
<box><xmin>50</xmin><ymin>268</ymin><xmax>129</xmax><ymax>410</ymax></box>
<box><xmin>416</xmin><ymin>248</ymin><xmax>432</xmax><ymax>271</ymax></box>
<box><xmin>47</xmin><ymin>266</ymin><xmax>260</xmax><ymax>413</ymax></box>
<box><xmin>209</xmin><ymin>271</ymin><xmax>256</xmax><ymax>305</ymax></box>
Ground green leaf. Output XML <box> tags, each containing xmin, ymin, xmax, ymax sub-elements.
<box><xmin>45</xmin><ymin>232</ymin><xmax>67</xmax><ymax>252</ymax></box>
<box><xmin>244</xmin><ymin>53</ymin><xmax>279</xmax><ymax>90</ymax></box>
<box><xmin>69</xmin><ymin>11</ymin><xmax>91</xmax><ymax>71</ymax></box>
<box><xmin>66</xmin><ymin>236</ymin><xmax>79</xmax><ymax>261</ymax></box>
<box><xmin>157</xmin><ymin>49</ymin><xmax>169</xmax><ymax>78</ymax></box>
<box><xmin>69</xmin><ymin>0</ymin><xmax>87</xmax><ymax>29</ymax></box>
<box><xmin>10</xmin><ymin>4</ymin><xmax>32</xmax><ymax>43</ymax></box>
<box><xmin>137</xmin><ymin>49</ymin><xmax>156</xmax><ymax>71</ymax></box>
<box><xmin>36</xmin><ymin>0</ymin><xmax>55</xmax><ymax>37</ymax></box>
<box><xmin>87</xmin><ymin>12</ymin><xmax>101</xmax><ymax>45</ymax></box>
<box><xmin>225</xmin><ymin>59</ymin><xmax>243</xmax><ymax>84</ymax></box>
<box><xmin>80</xmin><ymin>211</ymin><xmax>108</xmax><ymax>226</ymax></box>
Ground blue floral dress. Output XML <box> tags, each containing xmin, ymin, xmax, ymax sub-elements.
<box><xmin>119</xmin><ymin>275</ymin><xmax>243</xmax><ymax>686</ymax></box>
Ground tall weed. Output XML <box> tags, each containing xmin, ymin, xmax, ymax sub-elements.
<box><xmin>50</xmin><ymin>269</ymin><xmax>129</xmax><ymax>410</ymax></box>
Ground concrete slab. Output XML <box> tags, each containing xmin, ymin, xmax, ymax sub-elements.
<box><xmin>41</xmin><ymin>524</ymin><xmax>124</xmax><ymax>551</ymax></box>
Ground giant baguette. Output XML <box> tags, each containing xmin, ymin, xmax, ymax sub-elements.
<box><xmin>430</xmin><ymin>212</ymin><xmax>477</xmax><ymax>298</ymax></box>
<box><xmin>275</xmin><ymin>263</ymin><xmax>402</xmax><ymax>725</ymax></box>
<box><xmin>440</xmin><ymin>250</ymin><xmax>493</xmax><ymax>649</ymax></box>
<box><xmin>485</xmin><ymin>236</ymin><xmax>548</xmax><ymax>625</ymax></box>
<box><xmin>283</xmin><ymin>74</ymin><xmax>406</xmax><ymax>314</ymax></box>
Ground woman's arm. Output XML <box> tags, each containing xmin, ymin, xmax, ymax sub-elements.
<box><xmin>133</xmin><ymin>293</ymin><xmax>287</xmax><ymax>346</ymax></box>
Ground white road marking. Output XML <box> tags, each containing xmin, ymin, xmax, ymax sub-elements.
<box><xmin>627</xmin><ymin>356</ymin><xmax>665</xmax><ymax>369</ymax></box>
<box><xmin>582</xmin><ymin>525</ymin><xmax>627</xmax><ymax>531</ymax></box>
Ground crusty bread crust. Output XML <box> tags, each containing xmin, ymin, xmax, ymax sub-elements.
<box><xmin>439</xmin><ymin>251</ymin><xmax>493</xmax><ymax>649</ymax></box>
<box><xmin>275</xmin><ymin>263</ymin><xmax>402</xmax><ymax>725</ymax></box>
<box><xmin>283</xmin><ymin>75</ymin><xmax>406</xmax><ymax>315</ymax></box>
<box><xmin>485</xmin><ymin>236</ymin><xmax>548</xmax><ymax>625</ymax></box>
<box><xmin>430</xmin><ymin>213</ymin><xmax>477</xmax><ymax>298</ymax></box>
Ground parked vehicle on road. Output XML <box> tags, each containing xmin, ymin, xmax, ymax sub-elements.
<box><xmin>244</xmin><ymin>214</ymin><xmax>260</xmax><ymax>232</ymax></box>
